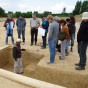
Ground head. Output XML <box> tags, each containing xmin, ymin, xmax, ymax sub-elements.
<box><xmin>32</xmin><ymin>14</ymin><xmax>36</xmax><ymax>19</ymax></box>
<box><xmin>60</xmin><ymin>19</ymin><xmax>67</xmax><ymax>26</ymax></box>
<box><xmin>41</xmin><ymin>16</ymin><xmax>46</xmax><ymax>21</ymax></box>
<box><xmin>16</xmin><ymin>38</ymin><xmax>21</xmax><ymax>46</ymax></box>
<box><xmin>19</xmin><ymin>14</ymin><xmax>23</xmax><ymax>19</ymax></box>
<box><xmin>47</xmin><ymin>15</ymin><xmax>54</xmax><ymax>23</ymax></box>
<box><xmin>8</xmin><ymin>14</ymin><xmax>12</xmax><ymax>19</ymax></box>
<box><xmin>82</xmin><ymin>12</ymin><xmax>88</xmax><ymax>21</ymax></box>
<box><xmin>66</xmin><ymin>18</ymin><xmax>70</xmax><ymax>24</ymax></box>
<box><xmin>70</xmin><ymin>16</ymin><xmax>75</xmax><ymax>24</ymax></box>
<box><xmin>54</xmin><ymin>16</ymin><xmax>59</xmax><ymax>22</ymax></box>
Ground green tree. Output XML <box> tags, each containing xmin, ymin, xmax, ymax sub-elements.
<box><xmin>81</xmin><ymin>0</ymin><xmax>88</xmax><ymax>13</ymax></box>
<box><xmin>73</xmin><ymin>1</ymin><xmax>82</xmax><ymax>15</ymax></box>
<box><xmin>26</xmin><ymin>12</ymin><xmax>32</xmax><ymax>18</ymax></box>
<box><xmin>14</xmin><ymin>11</ymin><xmax>21</xmax><ymax>18</ymax></box>
<box><xmin>0</xmin><ymin>7</ymin><xmax>5</xmax><ymax>17</ymax></box>
<box><xmin>43</xmin><ymin>11</ymin><xmax>51</xmax><ymax>17</ymax></box>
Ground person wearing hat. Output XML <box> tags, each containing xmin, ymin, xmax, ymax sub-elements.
<box><xmin>4</xmin><ymin>14</ymin><xmax>15</xmax><ymax>45</ymax></box>
<box><xmin>75</xmin><ymin>12</ymin><xmax>88</xmax><ymax>70</ymax></box>
<box><xmin>30</xmin><ymin>14</ymin><xmax>40</xmax><ymax>45</ymax></box>
<box><xmin>16</xmin><ymin>14</ymin><xmax>26</xmax><ymax>45</ymax></box>
<box><xmin>13</xmin><ymin>38</ymin><xmax>24</xmax><ymax>74</ymax></box>
<box><xmin>41</xmin><ymin>16</ymin><xmax>49</xmax><ymax>49</ymax></box>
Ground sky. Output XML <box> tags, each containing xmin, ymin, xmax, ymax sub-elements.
<box><xmin>0</xmin><ymin>0</ymin><xmax>84</xmax><ymax>13</ymax></box>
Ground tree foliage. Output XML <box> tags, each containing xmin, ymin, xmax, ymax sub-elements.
<box><xmin>0</xmin><ymin>7</ymin><xmax>6</xmax><ymax>17</ymax></box>
<box><xmin>73</xmin><ymin>0</ymin><xmax>88</xmax><ymax>15</ymax></box>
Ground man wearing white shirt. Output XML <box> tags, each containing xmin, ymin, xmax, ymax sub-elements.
<box><xmin>30</xmin><ymin>14</ymin><xmax>40</xmax><ymax>45</ymax></box>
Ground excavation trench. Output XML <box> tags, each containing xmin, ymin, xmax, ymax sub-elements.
<box><xmin>0</xmin><ymin>46</ymin><xmax>88</xmax><ymax>88</ymax></box>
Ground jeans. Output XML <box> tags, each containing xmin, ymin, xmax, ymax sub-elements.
<box><xmin>48</xmin><ymin>38</ymin><xmax>57</xmax><ymax>63</ymax></box>
<box><xmin>70</xmin><ymin>34</ymin><xmax>75</xmax><ymax>46</ymax></box>
<box><xmin>31</xmin><ymin>28</ymin><xmax>38</xmax><ymax>44</ymax></box>
<box><xmin>18</xmin><ymin>30</ymin><xmax>25</xmax><ymax>42</ymax></box>
<box><xmin>42</xmin><ymin>32</ymin><xmax>47</xmax><ymax>48</ymax></box>
<box><xmin>6</xmin><ymin>30</ymin><xmax>14</xmax><ymax>44</ymax></box>
<box><xmin>78</xmin><ymin>42</ymin><xmax>88</xmax><ymax>67</ymax></box>
<box><xmin>65</xmin><ymin>41</ymin><xmax>70</xmax><ymax>51</ymax></box>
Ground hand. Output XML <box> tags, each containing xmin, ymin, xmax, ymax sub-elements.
<box><xmin>14</xmin><ymin>58</ymin><xmax>17</xmax><ymax>61</ymax></box>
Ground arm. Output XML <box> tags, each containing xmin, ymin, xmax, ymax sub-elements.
<box><xmin>3</xmin><ymin>20</ymin><xmax>7</xmax><ymax>27</ymax></box>
<box><xmin>12</xmin><ymin>19</ymin><xmax>15</xmax><ymax>28</ymax></box>
<box><xmin>16</xmin><ymin>19</ymin><xmax>18</xmax><ymax>27</ymax></box>
<box><xmin>37</xmin><ymin>20</ymin><xmax>40</xmax><ymax>28</ymax></box>
<box><xmin>48</xmin><ymin>24</ymin><xmax>53</xmax><ymax>40</ymax></box>
<box><xmin>77</xmin><ymin>22</ymin><xmax>84</xmax><ymax>42</ymax></box>
<box><xmin>30</xmin><ymin>20</ymin><xmax>32</xmax><ymax>29</ymax></box>
<box><xmin>13</xmin><ymin>47</ymin><xmax>17</xmax><ymax>61</ymax></box>
<box><xmin>24</xmin><ymin>19</ymin><xmax>26</xmax><ymax>27</ymax></box>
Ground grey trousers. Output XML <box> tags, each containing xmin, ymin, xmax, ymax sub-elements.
<box><xmin>14</xmin><ymin>58</ymin><xmax>23</xmax><ymax>74</ymax></box>
<box><xmin>61</xmin><ymin>40</ymin><xmax>67</xmax><ymax>59</ymax></box>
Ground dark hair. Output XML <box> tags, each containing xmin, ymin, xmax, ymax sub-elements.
<box><xmin>66</xmin><ymin>18</ymin><xmax>70</xmax><ymax>22</ymax></box>
<box><xmin>70</xmin><ymin>16</ymin><xmax>75</xmax><ymax>24</ymax></box>
<box><xmin>60</xmin><ymin>19</ymin><xmax>66</xmax><ymax>25</ymax></box>
<box><xmin>41</xmin><ymin>15</ymin><xmax>45</xmax><ymax>18</ymax></box>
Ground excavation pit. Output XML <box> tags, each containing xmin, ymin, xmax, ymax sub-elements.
<box><xmin>0</xmin><ymin>46</ymin><xmax>88</xmax><ymax>88</ymax></box>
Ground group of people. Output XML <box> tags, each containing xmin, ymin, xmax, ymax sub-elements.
<box><xmin>47</xmin><ymin>12</ymin><xmax>88</xmax><ymax>71</ymax></box>
<box><xmin>4</xmin><ymin>14</ymin><xmax>26</xmax><ymax>45</ymax></box>
<box><xmin>3</xmin><ymin>11</ymin><xmax>88</xmax><ymax>74</ymax></box>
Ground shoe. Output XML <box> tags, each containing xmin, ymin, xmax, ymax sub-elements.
<box><xmin>30</xmin><ymin>44</ymin><xmax>33</xmax><ymax>46</ymax></box>
<box><xmin>19</xmin><ymin>71</ymin><xmax>24</xmax><ymax>74</ymax></box>
<box><xmin>59</xmin><ymin>56</ymin><xmax>64</xmax><ymax>60</ymax></box>
<box><xmin>35</xmin><ymin>42</ymin><xmax>37</xmax><ymax>45</ymax></box>
<box><xmin>75</xmin><ymin>66</ymin><xmax>85</xmax><ymax>70</ymax></box>
<box><xmin>75</xmin><ymin>63</ymin><xmax>80</xmax><ymax>66</ymax></box>
<box><xmin>41</xmin><ymin>47</ymin><xmax>46</xmax><ymax>49</ymax></box>
<box><xmin>66</xmin><ymin>52</ymin><xmax>69</xmax><ymax>56</ymax></box>
<box><xmin>47</xmin><ymin>62</ymin><xmax>54</xmax><ymax>64</ymax></box>
<box><xmin>70</xmin><ymin>47</ymin><xmax>73</xmax><ymax>52</ymax></box>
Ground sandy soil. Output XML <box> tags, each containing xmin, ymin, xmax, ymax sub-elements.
<box><xmin>0</xmin><ymin>18</ymin><xmax>88</xmax><ymax>88</ymax></box>
<box><xmin>0</xmin><ymin>77</ymin><xmax>33</xmax><ymax>88</ymax></box>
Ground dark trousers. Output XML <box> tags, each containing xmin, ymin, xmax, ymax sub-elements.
<box><xmin>42</xmin><ymin>32</ymin><xmax>47</xmax><ymax>48</ymax></box>
<box><xmin>18</xmin><ymin>30</ymin><xmax>25</xmax><ymax>42</ymax></box>
<box><xmin>78</xmin><ymin>42</ymin><xmax>88</xmax><ymax>67</ymax></box>
<box><xmin>31</xmin><ymin>28</ymin><xmax>38</xmax><ymax>44</ymax></box>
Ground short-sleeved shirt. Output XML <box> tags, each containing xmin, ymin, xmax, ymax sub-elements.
<box><xmin>30</xmin><ymin>18</ymin><xmax>40</xmax><ymax>28</ymax></box>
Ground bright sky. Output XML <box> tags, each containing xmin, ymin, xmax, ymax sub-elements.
<box><xmin>0</xmin><ymin>0</ymin><xmax>84</xmax><ymax>13</ymax></box>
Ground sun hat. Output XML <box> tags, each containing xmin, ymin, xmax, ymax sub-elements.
<box><xmin>16</xmin><ymin>38</ymin><xmax>22</xmax><ymax>43</ymax></box>
<box><xmin>82</xmin><ymin>12</ymin><xmax>88</xmax><ymax>20</ymax></box>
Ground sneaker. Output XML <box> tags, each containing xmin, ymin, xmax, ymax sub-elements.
<box><xmin>47</xmin><ymin>62</ymin><xmax>54</xmax><ymax>64</ymax></box>
<box><xmin>75</xmin><ymin>66</ymin><xmax>85</xmax><ymax>70</ymax></box>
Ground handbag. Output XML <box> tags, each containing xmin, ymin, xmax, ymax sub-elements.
<box><xmin>58</xmin><ymin>32</ymin><xmax>66</xmax><ymax>41</ymax></box>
